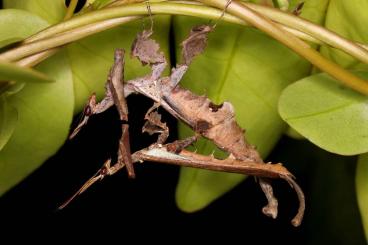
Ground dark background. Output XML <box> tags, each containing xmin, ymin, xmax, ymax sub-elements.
<box><xmin>0</xmin><ymin>1</ymin><xmax>366</xmax><ymax>244</ymax></box>
<box><xmin>0</xmin><ymin>95</ymin><xmax>364</xmax><ymax>244</ymax></box>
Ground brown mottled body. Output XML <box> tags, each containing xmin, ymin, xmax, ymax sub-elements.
<box><xmin>161</xmin><ymin>79</ymin><xmax>278</xmax><ymax>220</ymax></box>
<box><xmin>129</xmin><ymin>24</ymin><xmax>279</xmax><ymax>219</ymax></box>
<box><xmin>163</xmin><ymin>86</ymin><xmax>262</xmax><ymax>162</ymax></box>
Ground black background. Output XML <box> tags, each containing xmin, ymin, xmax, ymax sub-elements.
<box><xmin>0</xmin><ymin>1</ymin><xmax>366</xmax><ymax>244</ymax></box>
<box><xmin>0</xmin><ymin>95</ymin><xmax>308</xmax><ymax>242</ymax></box>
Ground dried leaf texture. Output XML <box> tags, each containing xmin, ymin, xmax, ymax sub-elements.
<box><xmin>131</xmin><ymin>26</ymin><xmax>279</xmax><ymax>220</ymax></box>
<box><xmin>181</xmin><ymin>25</ymin><xmax>213</xmax><ymax>65</ymax></box>
<box><xmin>131</xmin><ymin>30</ymin><xmax>165</xmax><ymax>66</ymax></box>
<box><xmin>164</xmin><ymin>86</ymin><xmax>262</xmax><ymax>163</ymax></box>
<box><xmin>142</xmin><ymin>104</ymin><xmax>169</xmax><ymax>145</ymax></box>
<box><xmin>63</xmin><ymin>26</ymin><xmax>305</xmax><ymax>226</ymax></box>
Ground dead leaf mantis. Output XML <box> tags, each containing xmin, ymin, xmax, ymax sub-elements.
<box><xmin>60</xmin><ymin>24</ymin><xmax>305</xmax><ymax>227</ymax></box>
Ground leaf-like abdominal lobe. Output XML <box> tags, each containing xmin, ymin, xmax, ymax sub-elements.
<box><xmin>181</xmin><ymin>25</ymin><xmax>213</xmax><ymax>65</ymax></box>
<box><xmin>131</xmin><ymin>30</ymin><xmax>166</xmax><ymax>66</ymax></box>
<box><xmin>164</xmin><ymin>86</ymin><xmax>261</xmax><ymax>162</ymax></box>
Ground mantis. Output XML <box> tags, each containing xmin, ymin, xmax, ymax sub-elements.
<box><xmin>60</xmin><ymin>24</ymin><xmax>305</xmax><ymax>227</ymax></box>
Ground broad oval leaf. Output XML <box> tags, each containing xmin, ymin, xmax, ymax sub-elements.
<box><xmin>4</xmin><ymin>0</ymin><xmax>66</xmax><ymax>24</ymax></box>
<box><xmin>320</xmin><ymin>0</ymin><xmax>368</xmax><ymax>70</ymax></box>
<box><xmin>89</xmin><ymin>0</ymin><xmax>115</xmax><ymax>9</ymax></box>
<box><xmin>0</xmin><ymin>52</ymin><xmax>74</xmax><ymax>195</ymax></box>
<box><xmin>279</xmin><ymin>72</ymin><xmax>368</xmax><ymax>155</ymax></box>
<box><xmin>299</xmin><ymin>0</ymin><xmax>330</xmax><ymax>24</ymax></box>
<box><xmin>356</xmin><ymin>153</ymin><xmax>368</xmax><ymax>241</ymax></box>
<box><xmin>0</xmin><ymin>0</ymin><xmax>170</xmax><ymax>195</ymax></box>
<box><xmin>0</xmin><ymin>9</ymin><xmax>48</xmax><ymax>48</ymax></box>
<box><xmin>4</xmin><ymin>0</ymin><xmax>171</xmax><ymax>112</ymax></box>
<box><xmin>272</xmin><ymin>0</ymin><xmax>289</xmax><ymax>10</ymax></box>
<box><xmin>0</xmin><ymin>9</ymin><xmax>50</xmax><ymax>94</ymax></box>
<box><xmin>0</xmin><ymin>3</ymin><xmax>75</xmax><ymax>195</ymax></box>
<box><xmin>0</xmin><ymin>60</ymin><xmax>53</xmax><ymax>84</ymax></box>
<box><xmin>175</xmin><ymin>0</ymin><xmax>330</xmax><ymax>212</ymax></box>
<box><xmin>174</xmin><ymin>18</ymin><xmax>312</xmax><ymax>212</ymax></box>
<box><xmin>0</xmin><ymin>96</ymin><xmax>18</xmax><ymax>150</ymax></box>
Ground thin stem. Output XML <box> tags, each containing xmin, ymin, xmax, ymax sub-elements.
<box><xmin>0</xmin><ymin>3</ymin><xmax>247</xmax><ymax>62</ymax></box>
<box><xmin>19</xmin><ymin>1</ymin><xmax>368</xmax><ymax>67</ymax></box>
<box><xmin>1</xmin><ymin>2</ymin><xmax>363</xmax><ymax>63</ymax></box>
<box><xmin>16</xmin><ymin>49</ymin><xmax>60</xmax><ymax>67</ymax></box>
<box><xmin>242</xmin><ymin>2</ymin><xmax>368</xmax><ymax>63</ymax></box>
<box><xmin>23</xmin><ymin>0</ymin><xmax>368</xmax><ymax>58</ymax></box>
<box><xmin>7</xmin><ymin>2</ymin><xmax>313</xmax><ymax>69</ymax></box>
<box><xmin>187</xmin><ymin>0</ymin><xmax>368</xmax><ymax>59</ymax></box>
<box><xmin>198</xmin><ymin>0</ymin><xmax>368</xmax><ymax>95</ymax></box>
<box><xmin>2</xmin><ymin>1</ymin><xmax>367</xmax><ymax>62</ymax></box>
<box><xmin>0</xmin><ymin>16</ymin><xmax>141</xmax><ymax>62</ymax></box>
<box><xmin>0</xmin><ymin>1</ymin><xmax>367</xmax><ymax>93</ymax></box>
<box><xmin>14</xmin><ymin>0</ymin><xmax>78</xmax><ymax>68</ymax></box>
<box><xmin>64</xmin><ymin>0</ymin><xmax>79</xmax><ymax>20</ymax></box>
<box><xmin>106</xmin><ymin>0</ymin><xmax>145</xmax><ymax>8</ymax></box>
<box><xmin>22</xmin><ymin>2</ymin><xmax>227</xmax><ymax>43</ymax></box>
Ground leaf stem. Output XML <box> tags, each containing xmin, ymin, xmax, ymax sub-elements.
<box><xmin>178</xmin><ymin>0</ymin><xmax>368</xmax><ymax>61</ymax></box>
<box><xmin>0</xmin><ymin>16</ymin><xmax>141</xmax><ymax>62</ymax></box>
<box><xmin>12</xmin><ymin>1</ymin><xmax>368</xmax><ymax>65</ymax></box>
<box><xmin>197</xmin><ymin>0</ymin><xmax>368</xmax><ymax>95</ymax></box>
<box><xmin>22</xmin><ymin>0</ymin><xmax>368</xmax><ymax>59</ymax></box>
<box><xmin>64</xmin><ymin>0</ymin><xmax>79</xmax><ymax>20</ymax></box>
<box><xmin>242</xmin><ymin>2</ymin><xmax>368</xmax><ymax>63</ymax></box>
<box><xmin>1</xmin><ymin>1</ymin><xmax>368</xmax><ymax>94</ymax></box>
<box><xmin>1</xmin><ymin>2</ymin><xmax>366</xmax><ymax>64</ymax></box>
<box><xmin>14</xmin><ymin>0</ymin><xmax>79</xmax><ymax>69</ymax></box>
<box><xmin>0</xmin><ymin>3</ymin><xmax>248</xmax><ymax>62</ymax></box>
<box><xmin>16</xmin><ymin>49</ymin><xmax>60</xmax><ymax>67</ymax></box>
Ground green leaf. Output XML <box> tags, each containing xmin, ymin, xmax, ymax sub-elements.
<box><xmin>4</xmin><ymin>0</ymin><xmax>66</xmax><ymax>24</ymax></box>
<box><xmin>356</xmin><ymin>154</ymin><xmax>368</xmax><ymax>242</ymax></box>
<box><xmin>0</xmin><ymin>9</ymin><xmax>48</xmax><ymax>49</ymax></box>
<box><xmin>0</xmin><ymin>52</ymin><xmax>74</xmax><ymax>195</ymax></box>
<box><xmin>1</xmin><ymin>83</ymin><xmax>26</xmax><ymax>97</ymax></box>
<box><xmin>287</xmin><ymin>0</ymin><xmax>304</xmax><ymax>11</ymax></box>
<box><xmin>174</xmin><ymin>0</ymin><xmax>330</xmax><ymax>212</ymax></box>
<box><xmin>0</xmin><ymin>9</ymin><xmax>50</xmax><ymax>94</ymax></box>
<box><xmin>298</xmin><ymin>0</ymin><xmax>330</xmax><ymax>24</ymax></box>
<box><xmin>0</xmin><ymin>96</ymin><xmax>18</xmax><ymax>151</ymax></box>
<box><xmin>285</xmin><ymin>126</ymin><xmax>304</xmax><ymax>140</ymax></box>
<box><xmin>174</xmin><ymin>18</ymin><xmax>313</xmax><ymax>212</ymax></box>
<box><xmin>4</xmin><ymin>1</ymin><xmax>171</xmax><ymax>113</ymax></box>
<box><xmin>0</xmin><ymin>1</ymin><xmax>169</xmax><ymax>195</ymax></box>
<box><xmin>89</xmin><ymin>0</ymin><xmax>115</xmax><ymax>9</ymax></box>
<box><xmin>0</xmin><ymin>60</ymin><xmax>53</xmax><ymax>84</ymax></box>
<box><xmin>0</xmin><ymin>4</ymin><xmax>75</xmax><ymax>195</ymax></box>
<box><xmin>272</xmin><ymin>0</ymin><xmax>289</xmax><ymax>10</ymax></box>
<box><xmin>67</xmin><ymin>16</ymin><xmax>171</xmax><ymax>112</ymax></box>
<box><xmin>320</xmin><ymin>0</ymin><xmax>368</xmax><ymax>70</ymax></box>
<box><xmin>279</xmin><ymin>72</ymin><xmax>368</xmax><ymax>155</ymax></box>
